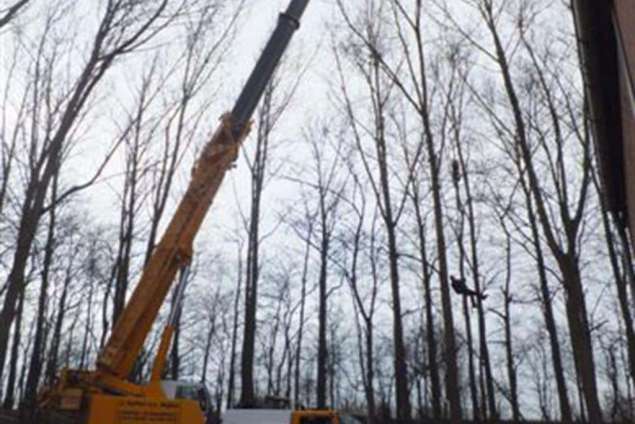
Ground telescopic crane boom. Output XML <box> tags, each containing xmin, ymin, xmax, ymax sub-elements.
<box><xmin>100</xmin><ymin>0</ymin><xmax>311</xmax><ymax>379</ymax></box>
<box><xmin>41</xmin><ymin>1</ymin><xmax>311</xmax><ymax>423</ymax></box>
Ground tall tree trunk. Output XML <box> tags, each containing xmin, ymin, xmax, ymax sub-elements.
<box><xmin>411</xmin><ymin>189</ymin><xmax>441</xmax><ymax>418</ymax></box>
<box><xmin>524</xmin><ymin>189</ymin><xmax>573</xmax><ymax>423</ymax></box>
<box><xmin>462</xmin><ymin>296</ymin><xmax>479</xmax><ymax>421</ymax></box>
<box><xmin>454</xmin><ymin>140</ymin><xmax>497</xmax><ymax>420</ymax></box>
<box><xmin>425</xmin><ymin>131</ymin><xmax>461</xmax><ymax>422</ymax></box>
<box><xmin>294</xmin><ymin>221</ymin><xmax>311</xmax><ymax>407</ymax></box>
<box><xmin>285</xmin><ymin>331</ymin><xmax>293</xmax><ymax>399</ymax></box>
<box><xmin>79</xmin><ymin>275</ymin><xmax>95</xmax><ymax>371</ymax></box>
<box><xmin>2</xmin><ymin>289</ymin><xmax>24</xmax><ymax>410</ymax></box>
<box><xmin>0</xmin><ymin>183</ymin><xmax>44</xmax><ymax>382</ymax></box>
<box><xmin>502</xmin><ymin>284</ymin><xmax>519</xmax><ymax>421</ymax></box>
<box><xmin>501</xmin><ymin>231</ymin><xmax>520</xmax><ymax>421</ymax></box>
<box><xmin>112</xmin><ymin>101</ymin><xmax>147</xmax><ymax>324</ymax></box>
<box><xmin>227</xmin><ymin>245</ymin><xmax>243</xmax><ymax>408</ymax></box>
<box><xmin>266</xmin><ymin>300</ymin><xmax>281</xmax><ymax>395</ymax></box>
<box><xmin>23</xmin><ymin>172</ymin><xmax>58</xmax><ymax>406</ymax></box>
<box><xmin>482</xmin><ymin>4</ymin><xmax>601</xmax><ymax>420</ymax></box>
<box><xmin>560</xmin><ymin>255</ymin><xmax>602</xmax><ymax>422</ymax></box>
<box><xmin>239</xmin><ymin>178</ymin><xmax>261</xmax><ymax>406</ymax></box>
<box><xmin>596</xmin><ymin>169</ymin><xmax>635</xmax><ymax>386</ymax></box>
<box><xmin>364</xmin><ymin>320</ymin><xmax>376</xmax><ymax>423</ymax></box>
<box><xmin>451</xmin><ymin>162</ymin><xmax>480</xmax><ymax>421</ymax></box>
<box><xmin>239</xmin><ymin>94</ymin><xmax>271</xmax><ymax>406</ymax></box>
<box><xmin>316</xmin><ymin>222</ymin><xmax>329</xmax><ymax>408</ymax></box>
<box><xmin>169</xmin><ymin>305</ymin><xmax>181</xmax><ymax>380</ymax></box>
<box><xmin>349</xmin><ymin>208</ymin><xmax>378</xmax><ymax>424</ymax></box>
<box><xmin>44</xmin><ymin>265</ymin><xmax>72</xmax><ymax>385</ymax></box>
<box><xmin>201</xmin><ymin>314</ymin><xmax>216</xmax><ymax>385</ymax></box>
<box><xmin>367</xmin><ymin>57</ymin><xmax>411</xmax><ymax>420</ymax></box>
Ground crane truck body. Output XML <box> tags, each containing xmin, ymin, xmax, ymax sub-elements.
<box><xmin>36</xmin><ymin>1</ymin><xmax>322</xmax><ymax>423</ymax></box>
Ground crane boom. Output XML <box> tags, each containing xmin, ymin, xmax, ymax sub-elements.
<box><xmin>97</xmin><ymin>115</ymin><xmax>243</xmax><ymax>377</ymax></box>
<box><xmin>231</xmin><ymin>0</ymin><xmax>310</xmax><ymax>134</ymax></box>
<box><xmin>38</xmin><ymin>4</ymin><xmax>312</xmax><ymax>421</ymax></box>
<box><xmin>98</xmin><ymin>0</ymin><xmax>311</xmax><ymax>380</ymax></box>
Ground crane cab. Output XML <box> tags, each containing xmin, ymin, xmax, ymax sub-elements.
<box><xmin>160</xmin><ymin>380</ymin><xmax>212</xmax><ymax>416</ymax></box>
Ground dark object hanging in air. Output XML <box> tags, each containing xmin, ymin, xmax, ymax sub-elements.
<box><xmin>450</xmin><ymin>275</ymin><xmax>487</xmax><ymax>308</ymax></box>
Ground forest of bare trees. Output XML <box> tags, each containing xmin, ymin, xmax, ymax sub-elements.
<box><xmin>0</xmin><ymin>0</ymin><xmax>633</xmax><ymax>423</ymax></box>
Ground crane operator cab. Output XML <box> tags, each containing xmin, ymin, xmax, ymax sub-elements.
<box><xmin>160</xmin><ymin>380</ymin><xmax>212</xmax><ymax>417</ymax></box>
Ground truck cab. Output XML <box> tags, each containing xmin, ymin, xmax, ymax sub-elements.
<box><xmin>161</xmin><ymin>380</ymin><xmax>212</xmax><ymax>417</ymax></box>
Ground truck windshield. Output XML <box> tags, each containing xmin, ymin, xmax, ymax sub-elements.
<box><xmin>175</xmin><ymin>385</ymin><xmax>210</xmax><ymax>413</ymax></box>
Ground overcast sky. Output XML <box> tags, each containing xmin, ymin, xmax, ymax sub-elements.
<box><xmin>1</xmin><ymin>1</ymin><xmax>611</xmax><ymax>417</ymax></box>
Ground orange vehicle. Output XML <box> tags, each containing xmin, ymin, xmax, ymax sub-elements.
<box><xmin>38</xmin><ymin>1</ymin><xmax>313</xmax><ymax>423</ymax></box>
<box><xmin>291</xmin><ymin>410</ymin><xmax>340</xmax><ymax>424</ymax></box>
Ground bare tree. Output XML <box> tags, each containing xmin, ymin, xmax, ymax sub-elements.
<box><xmin>406</xmin><ymin>157</ymin><xmax>442</xmax><ymax>419</ymax></box>
<box><xmin>334</xmin><ymin>3</ymin><xmax>437</xmax><ymax>416</ymax></box>
<box><xmin>491</xmin><ymin>220</ymin><xmax>520</xmax><ymax>421</ymax></box>
<box><xmin>227</xmin><ymin>237</ymin><xmax>244</xmax><ymax>408</ymax></box>
<box><xmin>334</xmin><ymin>161</ymin><xmax>381</xmax><ymax>422</ymax></box>
<box><xmin>22</xmin><ymin>171</ymin><xmax>59</xmax><ymax>406</ymax></box>
<box><xmin>111</xmin><ymin>68</ymin><xmax>156</xmax><ymax>324</ymax></box>
<box><xmin>306</xmin><ymin>127</ymin><xmax>347</xmax><ymax>409</ymax></box>
<box><xmin>450</xmin><ymin>161</ymin><xmax>479</xmax><ymax>421</ymax></box>
<box><xmin>486</xmin><ymin>121</ymin><xmax>574</xmax><ymax>422</ymax></box>
<box><xmin>593</xmin><ymin>165</ymin><xmax>635</xmax><ymax>391</ymax></box>
<box><xmin>240</xmin><ymin>60</ymin><xmax>305</xmax><ymax>405</ymax></box>
<box><xmin>0</xmin><ymin>0</ymin><xmax>189</xmax><ymax>383</ymax></box>
<box><xmin>284</xmin><ymin>121</ymin><xmax>348</xmax><ymax>408</ymax></box>
<box><xmin>438</xmin><ymin>0</ymin><xmax>601</xmax><ymax>420</ymax></box>
<box><xmin>348</xmin><ymin>208</ymin><xmax>380</xmax><ymax>423</ymax></box>
<box><xmin>2</xmin><ymin>278</ymin><xmax>27</xmax><ymax>409</ymax></box>
<box><xmin>293</xmin><ymin>206</ymin><xmax>314</xmax><ymax>407</ymax></box>
<box><xmin>44</xmin><ymin>224</ymin><xmax>83</xmax><ymax>385</ymax></box>
<box><xmin>239</xmin><ymin>82</ymin><xmax>277</xmax><ymax>407</ymax></box>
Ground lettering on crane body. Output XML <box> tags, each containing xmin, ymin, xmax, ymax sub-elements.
<box><xmin>117</xmin><ymin>398</ymin><xmax>180</xmax><ymax>424</ymax></box>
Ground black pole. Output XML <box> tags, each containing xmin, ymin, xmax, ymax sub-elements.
<box><xmin>230</xmin><ymin>0</ymin><xmax>311</xmax><ymax>138</ymax></box>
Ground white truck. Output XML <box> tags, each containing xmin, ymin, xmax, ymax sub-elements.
<box><xmin>222</xmin><ymin>409</ymin><xmax>342</xmax><ymax>424</ymax></box>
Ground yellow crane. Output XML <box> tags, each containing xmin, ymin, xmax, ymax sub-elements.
<box><xmin>36</xmin><ymin>1</ymin><xmax>338</xmax><ymax>423</ymax></box>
